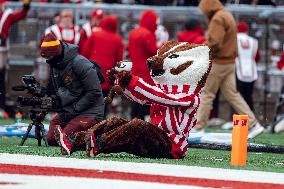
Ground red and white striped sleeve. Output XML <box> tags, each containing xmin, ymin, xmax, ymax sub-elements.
<box><xmin>122</xmin><ymin>88</ymin><xmax>150</xmax><ymax>105</ymax></box>
<box><xmin>124</xmin><ymin>76</ymin><xmax>198</xmax><ymax>107</ymax></box>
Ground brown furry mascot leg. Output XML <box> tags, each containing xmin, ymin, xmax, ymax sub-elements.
<box><xmin>65</xmin><ymin>117</ymin><xmax>128</xmax><ymax>152</ymax></box>
<box><xmin>94</xmin><ymin>118</ymin><xmax>173</xmax><ymax>158</ymax></box>
<box><xmin>87</xmin><ymin>116</ymin><xmax>128</xmax><ymax>138</ymax></box>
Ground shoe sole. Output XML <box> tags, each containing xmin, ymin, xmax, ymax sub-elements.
<box><xmin>86</xmin><ymin>132</ymin><xmax>99</xmax><ymax>158</ymax></box>
<box><xmin>86</xmin><ymin>132</ymin><xmax>95</xmax><ymax>157</ymax></box>
<box><xmin>89</xmin><ymin>132</ymin><xmax>96</xmax><ymax>157</ymax></box>
<box><xmin>248</xmin><ymin>126</ymin><xmax>265</xmax><ymax>139</ymax></box>
<box><xmin>54</xmin><ymin>127</ymin><xmax>71</xmax><ymax>155</ymax></box>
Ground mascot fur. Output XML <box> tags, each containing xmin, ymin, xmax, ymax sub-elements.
<box><xmin>85</xmin><ymin>41</ymin><xmax>211</xmax><ymax>159</ymax></box>
<box><xmin>56</xmin><ymin>41</ymin><xmax>211</xmax><ymax>159</ymax></box>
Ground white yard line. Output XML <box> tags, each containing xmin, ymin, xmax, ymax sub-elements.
<box><xmin>0</xmin><ymin>174</ymin><xmax>209</xmax><ymax>189</ymax></box>
<box><xmin>0</xmin><ymin>153</ymin><xmax>283</xmax><ymax>184</ymax></box>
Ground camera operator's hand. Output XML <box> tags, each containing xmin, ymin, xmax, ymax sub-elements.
<box><xmin>38</xmin><ymin>86</ymin><xmax>47</xmax><ymax>97</ymax></box>
<box><xmin>52</xmin><ymin>95</ymin><xmax>63</xmax><ymax>111</ymax></box>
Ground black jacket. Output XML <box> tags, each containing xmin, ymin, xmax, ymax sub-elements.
<box><xmin>49</xmin><ymin>43</ymin><xmax>104</xmax><ymax>123</ymax></box>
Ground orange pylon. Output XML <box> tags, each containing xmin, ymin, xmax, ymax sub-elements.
<box><xmin>231</xmin><ymin>114</ymin><xmax>249</xmax><ymax>167</ymax></box>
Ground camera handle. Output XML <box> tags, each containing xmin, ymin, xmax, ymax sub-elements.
<box><xmin>19</xmin><ymin>110</ymin><xmax>48</xmax><ymax>147</ymax></box>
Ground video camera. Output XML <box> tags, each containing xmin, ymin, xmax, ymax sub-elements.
<box><xmin>12</xmin><ymin>75</ymin><xmax>60</xmax><ymax>110</ymax></box>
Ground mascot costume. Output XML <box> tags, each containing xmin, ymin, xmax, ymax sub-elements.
<box><xmin>55</xmin><ymin>41</ymin><xmax>211</xmax><ymax>159</ymax></box>
<box><xmin>86</xmin><ymin>41</ymin><xmax>211</xmax><ymax>159</ymax></box>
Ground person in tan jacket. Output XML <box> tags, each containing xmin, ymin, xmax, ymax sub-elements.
<box><xmin>195</xmin><ymin>0</ymin><xmax>264</xmax><ymax>139</ymax></box>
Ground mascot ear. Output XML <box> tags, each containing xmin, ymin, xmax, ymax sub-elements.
<box><xmin>197</xmin><ymin>46</ymin><xmax>212</xmax><ymax>88</ymax></box>
<box><xmin>115</xmin><ymin>60</ymin><xmax>133</xmax><ymax>72</ymax></box>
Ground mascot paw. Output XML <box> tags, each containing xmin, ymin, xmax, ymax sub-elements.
<box><xmin>117</xmin><ymin>71</ymin><xmax>133</xmax><ymax>88</ymax></box>
<box><xmin>113</xmin><ymin>85</ymin><xmax>124</xmax><ymax>95</ymax></box>
<box><xmin>107</xmin><ymin>69</ymin><xmax>117</xmax><ymax>86</ymax></box>
<box><xmin>104</xmin><ymin>96</ymin><xmax>113</xmax><ymax>104</ymax></box>
<box><xmin>107</xmin><ymin>60</ymin><xmax>132</xmax><ymax>86</ymax></box>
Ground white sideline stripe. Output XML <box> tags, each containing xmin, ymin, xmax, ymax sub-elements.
<box><xmin>0</xmin><ymin>174</ymin><xmax>208</xmax><ymax>189</ymax></box>
<box><xmin>0</xmin><ymin>153</ymin><xmax>283</xmax><ymax>185</ymax></box>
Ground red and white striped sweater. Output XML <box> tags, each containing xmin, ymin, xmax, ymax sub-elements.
<box><xmin>124</xmin><ymin>76</ymin><xmax>201</xmax><ymax>159</ymax></box>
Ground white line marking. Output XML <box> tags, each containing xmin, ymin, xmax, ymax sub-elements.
<box><xmin>0</xmin><ymin>153</ymin><xmax>283</xmax><ymax>184</ymax></box>
<box><xmin>0</xmin><ymin>174</ymin><xmax>208</xmax><ymax>189</ymax></box>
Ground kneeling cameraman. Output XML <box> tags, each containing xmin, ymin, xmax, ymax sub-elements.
<box><xmin>40</xmin><ymin>33</ymin><xmax>104</xmax><ymax>155</ymax></box>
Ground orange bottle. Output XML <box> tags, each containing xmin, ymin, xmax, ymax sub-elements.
<box><xmin>231</xmin><ymin>114</ymin><xmax>249</xmax><ymax>167</ymax></box>
<box><xmin>15</xmin><ymin>112</ymin><xmax>23</xmax><ymax>124</ymax></box>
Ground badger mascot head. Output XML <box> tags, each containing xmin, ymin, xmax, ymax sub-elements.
<box><xmin>148</xmin><ymin>41</ymin><xmax>211</xmax><ymax>90</ymax></box>
<box><xmin>116</xmin><ymin>41</ymin><xmax>211</xmax><ymax>91</ymax></box>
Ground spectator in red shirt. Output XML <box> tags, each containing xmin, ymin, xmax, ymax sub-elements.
<box><xmin>177</xmin><ymin>19</ymin><xmax>206</xmax><ymax>44</ymax></box>
<box><xmin>78</xmin><ymin>9</ymin><xmax>104</xmax><ymax>54</ymax></box>
<box><xmin>127</xmin><ymin>9</ymin><xmax>158</xmax><ymax>120</ymax></box>
<box><xmin>82</xmin><ymin>15</ymin><xmax>123</xmax><ymax>96</ymax></box>
<box><xmin>0</xmin><ymin>0</ymin><xmax>30</xmax><ymax>41</ymax></box>
<box><xmin>128</xmin><ymin>9</ymin><xmax>158</xmax><ymax>85</ymax></box>
<box><xmin>0</xmin><ymin>0</ymin><xmax>31</xmax><ymax>112</ymax></box>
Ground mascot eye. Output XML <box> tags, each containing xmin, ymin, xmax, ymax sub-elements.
<box><xmin>168</xmin><ymin>54</ymin><xmax>179</xmax><ymax>59</ymax></box>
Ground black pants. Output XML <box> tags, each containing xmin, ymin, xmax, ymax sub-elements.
<box><xmin>236</xmin><ymin>79</ymin><xmax>255</xmax><ymax>111</ymax></box>
<box><xmin>131</xmin><ymin>102</ymin><xmax>150</xmax><ymax>120</ymax></box>
<box><xmin>210</xmin><ymin>90</ymin><xmax>220</xmax><ymax>118</ymax></box>
<box><xmin>102</xmin><ymin>90</ymin><xmax>110</xmax><ymax>118</ymax></box>
<box><xmin>0</xmin><ymin>69</ymin><xmax>5</xmax><ymax>110</ymax></box>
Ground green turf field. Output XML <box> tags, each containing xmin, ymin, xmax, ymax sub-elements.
<box><xmin>0</xmin><ymin>136</ymin><xmax>283</xmax><ymax>173</ymax></box>
<box><xmin>0</xmin><ymin>119</ymin><xmax>283</xmax><ymax>173</ymax></box>
<box><xmin>0</xmin><ymin>119</ymin><xmax>49</xmax><ymax>125</ymax></box>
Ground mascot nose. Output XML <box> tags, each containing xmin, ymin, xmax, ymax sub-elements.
<box><xmin>147</xmin><ymin>59</ymin><xmax>154</xmax><ymax>68</ymax></box>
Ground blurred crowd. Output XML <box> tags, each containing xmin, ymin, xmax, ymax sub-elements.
<box><xmin>5</xmin><ymin>0</ymin><xmax>282</xmax><ymax>6</ymax></box>
<box><xmin>37</xmin><ymin>7</ymin><xmax>214</xmax><ymax>120</ymax></box>
<box><xmin>41</xmin><ymin>0</ymin><xmax>277</xmax><ymax>153</ymax></box>
<box><xmin>40</xmin><ymin>5</ymin><xmax>283</xmax><ymax>112</ymax></box>
<box><xmin>0</xmin><ymin>0</ymin><xmax>284</xmax><ymax>123</ymax></box>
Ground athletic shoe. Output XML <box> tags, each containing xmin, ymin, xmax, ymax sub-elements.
<box><xmin>248</xmin><ymin>122</ymin><xmax>265</xmax><ymax>139</ymax></box>
<box><xmin>86</xmin><ymin>132</ymin><xmax>99</xmax><ymax>157</ymax></box>
<box><xmin>274</xmin><ymin>118</ymin><xmax>284</xmax><ymax>133</ymax></box>
<box><xmin>54</xmin><ymin>126</ymin><xmax>73</xmax><ymax>156</ymax></box>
